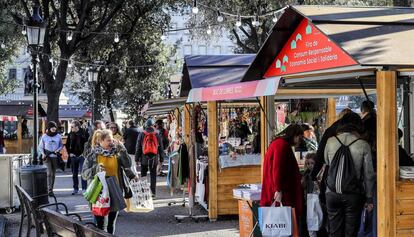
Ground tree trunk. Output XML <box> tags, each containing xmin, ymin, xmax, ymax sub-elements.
<box><xmin>107</xmin><ymin>98</ymin><xmax>115</xmax><ymax>122</ymax></box>
<box><xmin>94</xmin><ymin>83</ymin><xmax>103</xmax><ymax>121</ymax></box>
<box><xmin>46</xmin><ymin>89</ymin><xmax>60</xmax><ymax>123</ymax></box>
<box><xmin>394</xmin><ymin>0</ymin><xmax>411</xmax><ymax>6</ymax></box>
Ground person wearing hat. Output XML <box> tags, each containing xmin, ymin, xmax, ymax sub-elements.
<box><xmin>39</xmin><ymin>121</ymin><xmax>63</xmax><ymax>195</ymax></box>
<box><xmin>135</xmin><ymin>118</ymin><xmax>165</xmax><ymax>198</ymax></box>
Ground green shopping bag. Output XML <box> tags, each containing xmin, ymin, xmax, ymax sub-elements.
<box><xmin>83</xmin><ymin>174</ymin><xmax>103</xmax><ymax>203</ymax></box>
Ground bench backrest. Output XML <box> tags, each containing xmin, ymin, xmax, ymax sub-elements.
<box><xmin>41</xmin><ymin>208</ymin><xmax>80</xmax><ymax>237</ymax></box>
<box><xmin>75</xmin><ymin>224</ymin><xmax>115</xmax><ymax>237</ymax></box>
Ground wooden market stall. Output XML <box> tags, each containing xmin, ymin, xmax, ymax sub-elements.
<box><xmin>240</xmin><ymin>5</ymin><xmax>414</xmax><ymax>237</ymax></box>
<box><xmin>0</xmin><ymin>100</ymin><xmax>47</xmax><ymax>154</ymax></box>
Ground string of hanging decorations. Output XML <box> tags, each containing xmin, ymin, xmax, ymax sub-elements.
<box><xmin>39</xmin><ymin>52</ymin><xmax>156</xmax><ymax>73</ymax></box>
<box><xmin>0</xmin><ymin>3</ymin><xmax>286</xmax><ymax>42</ymax></box>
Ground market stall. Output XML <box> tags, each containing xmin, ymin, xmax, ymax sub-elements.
<box><xmin>0</xmin><ymin>100</ymin><xmax>47</xmax><ymax>154</ymax></box>
<box><xmin>180</xmin><ymin>54</ymin><xmax>373</xmax><ymax>222</ymax></box>
<box><xmin>241</xmin><ymin>5</ymin><xmax>414</xmax><ymax>237</ymax></box>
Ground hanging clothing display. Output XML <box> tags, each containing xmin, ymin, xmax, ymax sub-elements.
<box><xmin>178</xmin><ymin>143</ymin><xmax>190</xmax><ymax>185</ymax></box>
<box><xmin>167</xmin><ymin>151</ymin><xmax>180</xmax><ymax>193</ymax></box>
<box><xmin>196</xmin><ymin>159</ymin><xmax>208</xmax><ymax>209</ymax></box>
<box><xmin>167</xmin><ymin>143</ymin><xmax>191</xmax><ymax>192</ymax></box>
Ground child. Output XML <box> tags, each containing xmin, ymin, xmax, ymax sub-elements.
<box><xmin>302</xmin><ymin>153</ymin><xmax>320</xmax><ymax>237</ymax></box>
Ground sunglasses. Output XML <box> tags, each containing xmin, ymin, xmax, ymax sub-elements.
<box><xmin>109</xmin><ymin>127</ymin><xmax>117</xmax><ymax>129</ymax></box>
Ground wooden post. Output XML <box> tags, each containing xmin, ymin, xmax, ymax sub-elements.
<box><xmin>184</xmin><ymin>104</ymin><xmax>191</xmax><ymax>146</ymax></box>
<box><xmin>207</xmin><ymin>101</ymin><xmax>218</xmax><ymax>221</ymax></box>
<box><xmin>17</xmin><ymin>116</ymin><xmax>22</xmax><ymax>153</ymax></box>
<box><xmin>376</xmin><ymin>70</ymin><xmax>397</xmax><ymax>237</ymax></box>
<box><xmin>260</xmin><ymin>96</ymin><xmax>275</xmax><ymax>178</ymax></box>
<box><xmin>327</xmin><ymin>97</ymin><xmax>336</xmax><ymax>127</ymax></box>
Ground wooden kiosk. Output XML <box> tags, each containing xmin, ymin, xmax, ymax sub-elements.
<box><xmin>180</xmin><ymin>45</ymin><xmax>376</xmax><ymax>222</ymax></box>
<box><xmin>240</xmin><ymin>5</ymin><xmax>414</xmax><ymax>237</ymax></box>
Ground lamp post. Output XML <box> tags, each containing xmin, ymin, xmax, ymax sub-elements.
<box><xmin>25</xmin><ymin>5</ymin><xmax>46</xmax><ymax>165</ymax></box>
<box><xmin>88</xmin><ymin>69</ymin><xmax>98</xmax><ymax>122</ymax></box>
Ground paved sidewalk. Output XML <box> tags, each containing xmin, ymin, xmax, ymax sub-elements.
<box><xmin>4</xmin><ymin>169</ymin><xmax>239</xmax><ymax>237</ymax></box>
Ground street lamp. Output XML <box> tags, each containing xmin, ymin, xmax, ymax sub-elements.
<box><xmin>88</xmin><ymin>69</ymin><xmax>98</xmax><ymax>122</ymax></box>
<box><xmin>25</xmin><ymin>5</ymin><xmax>46</xmax><ymax>165</ymax></box>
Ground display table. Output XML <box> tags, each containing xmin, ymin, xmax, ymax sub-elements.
<box><xmin>234</xmin><ymin>186</ymin><xmax>262</xmax><ymax>237</ymax></box>
<box><xmin>219</xmin><ymin>154</ymin><xmax>261</xmax><ymax>169</ymax></box>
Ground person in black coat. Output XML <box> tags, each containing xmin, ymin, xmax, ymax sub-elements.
<box><xmin>399</xmin><ymin>128</ymin><xmax>414</xmax><ymax>166</ymax></box>
<box><xmin>123</xmin><ymin>120</ymin><xmax>140</xmax><ymax>156</ymax></box>
<box><xmin>65</xmin><ymin>121</ymin><xmax>88</xmax><ymax>195</ymax></box>
<box><xmin>311</xmin><ymin>108</ymin><xmax>353</xmax><ymax>180</ymax></box>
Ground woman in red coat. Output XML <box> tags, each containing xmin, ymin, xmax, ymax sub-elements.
<box><xmin>260</xmin><ymin>124</ymin><xmax>304</xmax><ymax>217</ymax></box>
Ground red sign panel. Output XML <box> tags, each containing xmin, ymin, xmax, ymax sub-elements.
<box><xmin>264</xmin><ymin>19</ymin><xmax>357</xmax><ymax>77</ymax></box>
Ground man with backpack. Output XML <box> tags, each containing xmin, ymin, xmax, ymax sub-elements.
<box><xmin>135</xmin><ymin>118</ymin><xmax>165</xmax><ymax>198</ymax></box>
<box><xmin>324</xmin><ymin>112</ymin><xmax>375</xmax><ymax>237</ymax></box>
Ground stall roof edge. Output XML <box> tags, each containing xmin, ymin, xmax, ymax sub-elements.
<box><xmin>180</xmin><ymin>55</ymin><xmax>256</xmax><ymax>97</ymax></box>
<box><xmin>242</xmin><ymin>5</ymin><xmax>414</xmax><ymax>82</ymax></box>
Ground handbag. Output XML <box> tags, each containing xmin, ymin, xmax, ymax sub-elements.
<box><xmin>307</xmin><ymin>193</ymin><xmax>323</xmax><ymax>231</ymax></box>
<box><xmin>106</xmin><ymin>176</ymin><xmax>127</xmax><ymax>212</ymax></box>
<box><xmin>122</xmin><ymin>170</ymin><xmax>133</xmax><ymax>199</ymax></box>
<box><xmin>258</xmin><ymin>202</ymin><xmax>293</xmax><ymax>237</ymax></box>
<box><xmin>92</xmin><ymin>172</ymin><xmax>110</xmax><ymax>217</ymax></box>
<box><xmin>56</xmin><ymin>153</ymin><xmax>65</xmax><ymax>171</ymax></box>
<box><xmin>83</xmin><ymin>173</ymin><xmax>103</xmax><ymax>203</ymax></box>
<box><xmin>125</xmin><ymin>178</ymin><xmax>154</xmax><ymax>213</ymax></box>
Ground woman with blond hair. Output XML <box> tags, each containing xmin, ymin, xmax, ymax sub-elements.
<box><xmin>82</xmin><ymin>129</ymin><xmax>137</xmax><ymax>234</ymax></box>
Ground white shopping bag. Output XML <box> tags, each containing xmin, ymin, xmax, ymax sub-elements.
<box><xmin>307</xmin><ymin>193</ymin><xmax>323</xmax><ymax>231</ymax></box>
<box><xmin>259</xmin><ymin>202</ymin><xmax>292</xmax><ymax>237</ymax></box>
<box><xmin>125</xmin><ymin>178</ymin><xmax>154</xmax><ymax>213</ymax></box>
<box><xmin>92</xmin><ymin>171</ymin><xmax>111</xmax><ymax>217</ymax></box>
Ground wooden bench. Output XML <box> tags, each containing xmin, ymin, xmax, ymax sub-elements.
<box><xmin>40</xmin><ymin>208</ymin><xmax>114</xmax><ymax>237</ymax></box>
<box><xmin>15</xmin><ymin>184</ymin><xmax>60</xmax><ymax>237</ymax></box>
<box><xmin>15</xmin><ymin>184</ymin><xmax>113</xmax><ymax>237</ymax></box>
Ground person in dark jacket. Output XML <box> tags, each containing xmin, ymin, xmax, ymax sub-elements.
<box><xmin>361</xmin><ymin>100</ymin><xmax>377</xmax><ymax>169</ymax></box>
<box><xmin>123</xmin><ymin>120</ymin><xmax>140</xmax><ymax>156</ymax></box>
<box><xmin>135</xmin><ymin>118</ymin><xmax>165</xmax><ymax>197</ymax></box>
<box><xmin>0</xmin><ymin>130</ymin><xmax>5</xmax><ymax>154</ymax></box>
<box><xmin>311</xmin><ymin>108</ymin><xmax>353</xmax><ymax>181</ymax></box>
<box><xmin>399</xmin><ymin>128</ymin><xmax>414</xmax><ymax>166</ymax></box>
<box><xmin>324</xmin><ymin>112</ymin><xmax>374</xmax><ymax>237</ymax></box>
<box><xmin>66</xmin><ymin>121</ymin><xmax>88</xmax><ymax>195</ymax></box>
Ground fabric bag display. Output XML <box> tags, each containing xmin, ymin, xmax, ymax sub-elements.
<box><xmin>125</xmin><ymin>178</ymin><xmax>154</xmax><ymax>213</ymax></box>
<box><xmin>258</xmin><ymin>202</ymin><xmax>292</xmax><ymax>237</ymax></box>
<box><xmin>307</xmin><ymin>193</ymin><xmax>323</xmax><ymax>231</ymax></box>
<box><xmin>106</xmin><ymin>176</ymin><xmax>127</xmax><ymax>212</ymax></box>
<box><xmin>83</xmin><ymin>173</ymin><xmax>103</xmax><ymax>203</ymax></box>
<box><xmin>92</xmin><ymin>171</ymin><xmax>111</xmax><ymax>217</ymax></box>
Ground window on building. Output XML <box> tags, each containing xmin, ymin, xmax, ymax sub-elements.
<box><xmin>213</xmin><ymin>46</ymin><xmax>221</xmax><ymax>55</ymax></box>
<box><xmin>183</xmin><ymin>45</ymin><xmax>192</xmax><ymax>55</ymax></box>
<box><xmin>169</xmin><ymin>23</ymin><xmax>178</xmax><ymax>35</ymax></box>
<box><xmin>228</xmin><ymin>46</ymin><xmax>235</xmax><ymax>54</ymax></box>
<box><xmin>198</xmin><ymin>45</ymin><xmax>207</xmax><ymax>55</ymax></box>
<box><xmin>8</xmin><ymin>68</ymin><xmax>16</xmax><ymax>80</ymax></box>
<box><xmin>184</xmin><ymin>23</ymin><xmax>191</xmax><ymax>35</ymax></box>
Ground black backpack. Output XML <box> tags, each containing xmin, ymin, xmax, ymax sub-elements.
<box><xmin>326</xmin><ymin>136</ymin><xmax>364</xmax><ymax>194</ymax></box>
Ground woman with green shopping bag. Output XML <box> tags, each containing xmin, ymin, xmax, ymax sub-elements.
<box><xmin>82</xmin><ymin>129</ymin><xmax>138</xmax><ymax>234</ymax></box>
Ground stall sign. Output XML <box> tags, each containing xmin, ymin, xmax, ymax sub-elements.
<box><xmin>187</xmin><ymin>77</ymin><xmax>280</xmax><ymax>103</ymax></box>
<box><xmin>264</xmin><ymin>19</ymin><xmax>357</xmax><ymax>78</ymax></box>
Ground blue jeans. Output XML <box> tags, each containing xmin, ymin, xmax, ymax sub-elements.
<box><xmin>0</xmin><ymin>145</ymin><xmax>3</xmax><ymax>154</ymax></box>
<box><xmin>71</xmin><ymin>156</ymin><xmax>87</xmax><ymax>191</ymax></box>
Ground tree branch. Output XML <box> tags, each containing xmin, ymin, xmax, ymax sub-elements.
<box><xmin>231</xmin><ymin>28</ymin><xmax>255</xmax><ymax>53</ymax></box>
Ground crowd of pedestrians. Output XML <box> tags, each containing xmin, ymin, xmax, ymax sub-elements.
<box><xmin>34</xmin><ymin>117</ymin><xmax>168</xmax><ymax>234</ymax></box>
<box><xmin>260</xmin><ymin>100</ymin><xmax>413</xmax><ymax>237</ymax></box>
